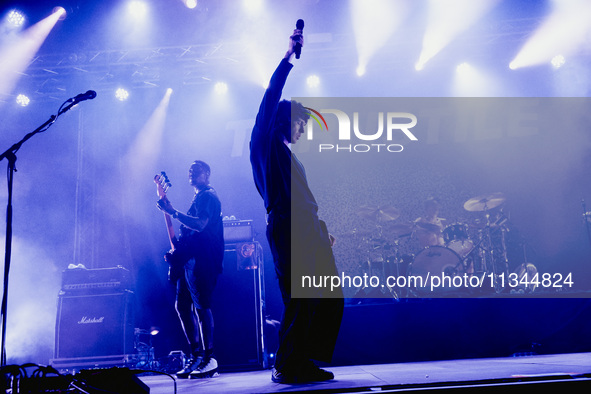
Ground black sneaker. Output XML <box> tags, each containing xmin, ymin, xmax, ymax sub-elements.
<box><xmin>271</xmin><ymin>363</ymin><xmax>334</xmax><ymax>384</ymax></box>
<box><xmin>176</xmin><ymin>356</ymin><xmax>203</xmax><ymax>379</ymax></box>
<box><xmin>271</xmin><ymin>367</ymin><xmax>297</xmax><ymax>384</ymax></box>
<box><xmin>298</xmin><ymin>362</ymin><xmax>334</xmax><ymax>383</ymax></box>
<box><xmin>189</xmin><ymin>357</ymin><xmax>219</xmax><ymax>379</ymax></box>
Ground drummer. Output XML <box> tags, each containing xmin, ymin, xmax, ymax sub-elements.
<box><xmin>414</xmin><ymin>197</ymin><xmax>446</xmax><ymax>248</ymax></box>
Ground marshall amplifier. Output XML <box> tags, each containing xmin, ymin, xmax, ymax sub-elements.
<box><xmin>61</xmin><ymin>266</ymin><xmax>131</xmax><ymax>294</ymax></box>
<box><xmin>223</xmin><ymin>219</ymin><xmax>254</xmax><ymax>244</ymax></box>
<box><xmin>51</xmin><ymin>290</ymin><xmax>135</xmax><ymax>369</ymax></box>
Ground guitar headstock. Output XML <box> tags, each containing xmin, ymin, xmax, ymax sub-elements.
<box><xmin>154</xmin><ymin>171</ymin><xmax>172</xmax><ymax>199</ymax></box>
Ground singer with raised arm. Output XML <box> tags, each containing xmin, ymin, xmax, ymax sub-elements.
<box><xmin>249</xmin><ymin>24</ymin><xmax>344</xmax><ymax>384</ymax></box>
<box><xmin>156</xmin><ymin>160</ymin><xmax>224</xmax><ymax>379</ymax></box>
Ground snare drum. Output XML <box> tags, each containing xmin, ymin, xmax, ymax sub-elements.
<box><xmin>443</xmin><ymin>223</ymin><xmax>474</xmax><ymax>258</ymax></box>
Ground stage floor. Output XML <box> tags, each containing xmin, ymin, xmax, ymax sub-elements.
<box><xmin>138</xmin><ymin>352</ymin><xmax>591</xmax><ymax>393</ymax></box>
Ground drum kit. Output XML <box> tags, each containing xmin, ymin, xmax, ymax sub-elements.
<box><xmin>351</xmin><ymin>192</ymin><xmax>520</xmax><ymax>297</ymax></box>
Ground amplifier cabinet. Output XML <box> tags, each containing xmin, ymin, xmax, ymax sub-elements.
<box><xmin>223</xmin><ymin>220</ymin><xmax>254</xmax><ymax>244</ymax></box>
<box><xmin>53</xmin><ymin>291</ymin><xmax>135</xmax><ymax>361</ymax></box>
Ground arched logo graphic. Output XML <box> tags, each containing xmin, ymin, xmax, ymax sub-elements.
<box><xmin>305</xmin><ymin>107</ymin><xmax>329</xmax><ymax>132</ymax></box>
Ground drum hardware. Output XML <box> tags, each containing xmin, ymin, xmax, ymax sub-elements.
<box><xmin>510</xmin><ymin>263</ymin><xmax>538</xmax><ymax>294</ymax></box>
<box><xmin>581</xmin><ymin>198</ymin><xmax>591</xmax><ymax>248</ymax></box>
<box><xmin>461</xmin><ymin>193</ymin><xmax>511</xmax><ymax>293</ymax></box>
<box><xmin>386</xmin><ymin>222</ymin><xmax>415</xmax><ymax>238</ymax></box>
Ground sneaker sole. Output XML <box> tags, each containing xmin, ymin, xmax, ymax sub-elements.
<box><xmin>189</xmin><ymin>369</ymin><xmax>219</xmax><ymax>379</ymax></box>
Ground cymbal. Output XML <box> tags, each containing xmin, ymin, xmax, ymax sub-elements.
<box><xmin>357</xmin><ymin>205</ymin><xmax>400</xmax><ymax>222</ymax></box>
<box><xmin>463</xmin><ymin>193</ymin><xmax>506</xmax><ymax>212</ymax></box>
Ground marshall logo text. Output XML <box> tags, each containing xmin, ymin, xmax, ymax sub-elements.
<box><xmin>78</xmin><ymin>316</ymin><xmax>105</xmax><ymax>324</ymax></box>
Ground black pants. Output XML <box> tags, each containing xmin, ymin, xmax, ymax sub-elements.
<box><xmin>267</xmin><ymin>211</ymin><xmax>344</xmax><ymax>371</ymax></box>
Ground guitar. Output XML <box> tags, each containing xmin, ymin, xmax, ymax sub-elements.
<box><xmin>154</xmin><ymin>172</ymin><xmax>185</xmax><ymax>282</ymax></box>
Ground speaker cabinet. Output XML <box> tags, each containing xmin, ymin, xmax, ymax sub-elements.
<box><xmin>212</xmin><ymin>243</ymin><xmax>268</xmax><ymax>371</ymax></box>
<box><xmin>52</xmin><ymin>291</ymin><xmax>135</xmax><ymax>368</ymax></box>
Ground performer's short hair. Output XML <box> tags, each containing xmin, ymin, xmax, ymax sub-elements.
<box><xmin>275</xmin><ymin>99</ymin><xmax>310</xmax><ymax>142</ymax></box>
<box><xmin>192</xmin><ymin>160</ymin><xmax>211</xmax><ymax>176</ymax></box>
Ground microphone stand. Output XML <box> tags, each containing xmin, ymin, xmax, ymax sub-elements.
<box><xmin>0</xmin><ymin>97</ymin><xmax>81</xmax><ymax>367</ymax></box>
<box><xmin>582</xmin><ymin>198</ymin><xmax>591</xmax><ymax>250</ymax></box>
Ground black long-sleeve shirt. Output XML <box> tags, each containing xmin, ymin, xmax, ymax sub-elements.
<box><xmin>249</xmin><ymin>59</ymin><xmax>318</xmax><ymax>216</ymax></box>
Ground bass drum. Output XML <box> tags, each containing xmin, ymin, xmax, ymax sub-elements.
<box><xmin>408</xmin><ymin>246</ymin><xmax>464</xmax><ymax>295</ymax></box>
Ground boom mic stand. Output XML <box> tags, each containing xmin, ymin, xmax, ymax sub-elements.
<box><xmin>0</xmin><ymin>93</ymin><xmax>94</xmax><ymax>367</ymax></box>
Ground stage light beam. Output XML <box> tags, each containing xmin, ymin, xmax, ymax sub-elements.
<box><xmin>243</xmin><ymin>0</ymin><xmax>263</xmax><ymax>14</ymax></box>
<box><xmin>452</xmin><ymin>63</ymin><xmax>503</xmax><ymax>97</ymax></box>
<box><xmin>456</xmin><ymin>62</ymin><xmax>471</xmax><ymax>74</ymax></box>
<box><xmin>509</xmin><ymin>0</ymin><xmax>591</xmax><ymax>69</ymax></box>
<box><xmin>122</xmin><ymin>89</ymin><xmax>173</xmax><ymax>210</ymax></box>
<box><xmin>416</xmin><ymin>0</ymin><xmax>498</xmax><ymax>70</ymax></box>
<box><xmin>351</xmin><ymin>0</ymin><xmax>409</xmax><ymax>78</ymax></box>
<box><xmin>0</xmin><ymin>8</ymin><xmax>64</xmax><ymax>100</ymax></box>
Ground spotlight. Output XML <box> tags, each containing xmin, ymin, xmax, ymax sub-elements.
<box><xmin>128</xmin><ymin>1</ymin><xmax>148</xmax><ymax>17</ymax></box>
<box><xmin>16</xmin><ymin>94</ymin><xmax>30</xmax><ymax>107</ymax></box>
<box><xmin>214</xmin><ymin>82</ymin><xmax>228</xmax><ymax>94</ymax></box>
<box><xmin>456</xmin><ymin>62</ymin><xmax>471</xmax><ymax>74</ymax></box>
<box><xmin>356</xmin><ymin>65</ymin><xmax>366</xmax><ymax>77</ymax></box>
<box><xmin>166</xmin><ymin>87</ymin><xmax>173</xmax><ymax>95</ymax></box>
<box><xmin>52</xmin><ymin>7</ymin><xmax>66</xmax><ymax>20</ymax></box>
<box><xmin>115</xmin><ymin>88</ymin><xmax>130</xmax><ymax>101</ymax></box>
<box><xmin>185</xmin><ymin>0</ymin><xmax>198</xmax><ymax>9</ymax></box>
<box><xmin>551</xmin><ymin>55</ymin><xmax>565</xmax><ymax>69</ymax></box>
<box><xmin>306</xmin><ymin>75</ymin><xmax>320</xmax><ymax>88</ymax></box>
<box><xmin>508</xmin><ymin>61</ymin><xmax>518</xmax><ymax>70</ymax></box>
<box><xmin>243</xmin><ymin>0</ymin><xmax>263</xmax><ymax>13</ymax></box>
<box><xmin>414</xmin><ymin>62</ymin><xmax>424</xmax><ymax>71</ymax></box>
<box><xmin>7</xmin><ymin>10</ymin><xmax>25</xmax><ymax>27</ymax></box>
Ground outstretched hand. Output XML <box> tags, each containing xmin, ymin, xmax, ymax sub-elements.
<box><xmin>284</xmin><ymin>29</ymin><xmax>304</xmax><ymax>61</ymax></box>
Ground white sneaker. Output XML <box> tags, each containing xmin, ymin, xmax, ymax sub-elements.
<box><xmin>175</xmin><ymin>356</ymin><xmax>203</xmax><ymax>379</ymax></box>
<box><xmin>189</xmin><ymin>357</ymin><xmax>219</xmax><ymax>379</ymax></box>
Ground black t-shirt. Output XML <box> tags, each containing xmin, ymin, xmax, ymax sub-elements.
<box><xmin>179</xmin><ymin>186</ymin><xmax>224</xmax><ymax>274</ymax></box>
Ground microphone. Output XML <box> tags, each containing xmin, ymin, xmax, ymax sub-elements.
<box><xmin>295</xmin><ymin>19</ymin><xmax>304</xmax><ymax>59</ymax></box>
<box><xmin>72</xmin><ymin>90</ymin><xmax>97</xmax><ymax>103</ymax></box>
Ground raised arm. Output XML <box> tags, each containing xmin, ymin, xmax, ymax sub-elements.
<box><xmin>251</xmin><ymin>29</ymin><xmax>303</xmax><ymax>143</ymax></box>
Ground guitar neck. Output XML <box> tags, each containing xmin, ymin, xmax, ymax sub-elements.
<box><xmin>164</xmin><ymin>212</ymin><xmax>176</xmax><ymax>250</ymax></box>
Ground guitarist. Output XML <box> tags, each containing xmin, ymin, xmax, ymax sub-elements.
<box><xmin>156</xmin><ymin>160</ymin><xmax>224</xmax><ymax>379</ymax></box>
